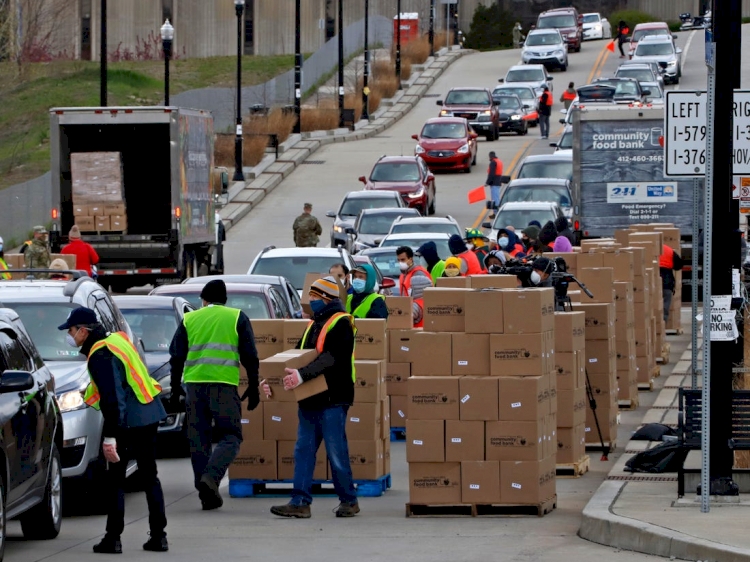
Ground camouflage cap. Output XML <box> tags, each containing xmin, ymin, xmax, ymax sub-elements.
<box><xmin>303</xmin><ymin>203</ymin><xmax>313</xmax><ymax>209</ymax></box>
<box><xmin>33</xmin><ymin>225</ymin><xmax>47</xmax><ymax>234</ymax></box>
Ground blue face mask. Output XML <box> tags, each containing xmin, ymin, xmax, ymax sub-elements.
<box><xmin>309</xmin><ymin>299</ymin><xmax>326</xmax><ymax>314</ymax></box>
<box><xmin>352</xmin><ymin>278</ymin><xmax>366</xmax><ymax>293</ymax></box>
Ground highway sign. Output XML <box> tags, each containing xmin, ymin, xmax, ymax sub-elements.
<box><xmin>664</xmin><ymin>90</ymin><xmax>750</xmax><ymax>177</ymax></box>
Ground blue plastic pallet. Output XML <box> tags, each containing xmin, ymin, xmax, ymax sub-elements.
<box><xmin>390</xmin><ymin>427</ymin><xmax>406</xmax><ymax>442</ymax></box>
<box><xmin>229</xmin><ymin>473</ymin><xmax>392</xmax><ymax>498</ymax></box>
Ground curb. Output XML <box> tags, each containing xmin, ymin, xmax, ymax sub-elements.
<box><xmin>220</xmin><ymin>47</ymin><xmax>473</xmax><ymax>231</ymax></box>
<box><xmin>580</xmin><ymin>480</ymin><xmax>750</xmax><ymax>562</ymax></box>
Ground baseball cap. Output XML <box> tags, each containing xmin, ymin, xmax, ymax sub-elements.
<box><xmin>57</xmin><ymin>307</ymin><xmax>98</xmax><ymax>330</ymax></box>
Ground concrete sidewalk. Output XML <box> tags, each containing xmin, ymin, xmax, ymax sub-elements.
<box><xmin>580</xmin><ymin>308</ymin><xmax>750</xmax><ymax>562</ymax></box>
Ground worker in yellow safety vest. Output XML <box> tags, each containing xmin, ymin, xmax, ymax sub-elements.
<box><xmin>0</xmin><ymin>236</ymin><xmax>10</xmax><ymax>280</ymax></box>
<box><xmin>266</xmin><ymin>275</ymin><xmax>360</xmax><ymax>519</ymax></box>
<box><xmin>58</xmin><ymin>307</ymin><xmax>168</xmax><ymax>554</ymax></box>
<box><xmin>345</xmin><ymin>264</ymin><xmax>389</xmax><ymax>319</ymax></box>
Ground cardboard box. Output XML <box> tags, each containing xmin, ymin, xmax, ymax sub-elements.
<box><xmin>385</xmin><ymin>362</ymin><xmax>410</xmax><ymax>396</ymax></box>
<box><xmin>73</xmin><ymin>204</ymin><xmax>88</xmax><ymax>216</ymax></box>
<box><xmin>95</xmin><ymin>216</ymin><xmax>111</xmax><ymax>231</ymax></box>
<box><xmin>407</xmin><ymin>376</ymin><xmax>460</xmax><ymax>420</ymax></box>
<box><xmin>546</xmin><ymin>252</ymin><xmax>577</xmax><ymax>274</ymax></box>
<box><xmin>353</xmin><ymin>319</ymin><xmax>387</xmax><ymax>360</ymax></box>
<box><xmin>461</xmin><ymin>461</ymin><xmax>501</xmax><ymax>504</ymax></box>
<box><xmin>380</xmin><ymin>397</ymin><xmax>391</xmax><ymax>439</ymax></box>
<box><xmin>636</xmin><ymin>356</ymin><xmax>654</xmax><ymax>384</ymax></box>
<box><xmin>634</xmin><ymin>328</ymin><xmax>650</xmax><ymax>355</ymax></box>
<box><xmin>349</xmin><ymin>440</ymin><xmax>384</xmax><ymax>480</ymax></box>
<box><xmin>75</xmin><ymin>216</ymin><xmax>96</xmax><ymax>231</ymax></box>
<box><xmin>293</xmin><ymin>375</ymin><xmax>329</xmax><ymax>402</ymax></box>
<box><xmin>252</xmin><ymin>319</ymin><xmax>285</xmax><ymax>359</ymax></box>
<box><xmin>500</xmin><ymin>456</ymin><xmax>556</xmax><ymax>504</ymax></box>
<box><xmin>629</xmin><ymin>232</ymin><xmax>663</xmax><ymax>260</ymax></box>
<box><xmin>283</xmin><ymin>320</ymin><xmax>309</xmax><ymax>349</ymax></box>
<box><xmin>601</xmin><ymin>250</ymin><xmax>634</xmax><ymax>282</ymax></box>
<box><xmin>557</xmin><ymin>424</ymin><xmax>586</xmax><ymax>464</ymax></box>
<box><xmin>389</xmin><ymin>329</ymin><xmax>420</xmax><ymax>363</ymax></box>
<box><xmin>464</xmin><ymin>289</ymin><xmax>504</xmax><ymax>335</ymax></box>
<box><xmin>577</xmin><ymin>267</ymin><xmax>616</xmax><ymax>304</ymax></box>
<box><xmin>422</xmin><ymin>288</ymin><xmax>470</xmax><ymax>332</ymax></box>
<box><xmin>554</xmin><ymin>312</ymin><xmax>585</xmax><ymax>353</ymax></box>
<box><xmin>502</xmin><ymin>289</ymin><xmax>555</xmax><ymax>334</ymax></box>
<box><xmin>459</xmin><ymin>377</ymin><xmax>499</xmax><ymax>421</ymax></box>
<box><xmin>228</xmin><ymin>441</ymin><xmax>277</xmax><ymax>480</ymax></box>
<box><xmin>557</xmin><ymin>387</ymin><xmax>586</xmax><ymax>427</ymax></box>
<box><xmin>654</xmin><ymin>227</ymin><xmax>680</xmax><ymax>250</ymax></box>
<box><xmin>390</xmin><ymin>395</ymin><xmax>408</xmax><ymax>426</ymax></box>
<box><xmin>498</xmin><ymin>375</ymin><xmax>548</xmax><ymax>422</ymax></box>
<box><xmin>411</xmin><ymin>332</ymin><xmax>452</xmax><ymax>376</ymax></box>
<box><xmin>577</xmin><ymin>252</ymin><xmax>604</xmax><ymax>270</ymax></box>
<box><xmin>576</xmin><ymin>302</ymin><xmax>615</xmax><ymax>340</ymax></box>
<box><xmin>238</xmin><ymin>406</ymin><xmax>265</xmax><ymax>448</ymax></box>
<box><xmin>346</xmin><ymin>402</ymin><xmax>381</xmax><ymax>441</ymax></box>
<box><xmin>452</xmin><ymin>333</ymin><xmax>490</xmax><ymax>376</ymax></box>
<box><xmin>555</xmin><ymin>351</ymin><xmax>582</xmax><ymax>390</ymax></box>
<box><xmin>622</xmin><ymin>246</ymin><xmax>646</xmax><ymax>276</ymax></box>
<box><xmin>260</xmin><ymin>349</ymin><xmax>319</xmax><ymax>402</ymax></box>
<box><xmin>109</xmin><ymin>214</ymin><xmax>127</xmax><ymax>231</ymax></box>
<box><xmin>406</xmin><ymin>420</ymin><xmax>445</xmax><ymax>462</ymax></box>
<box><xmin>614</xmin><ymin>281</ymin><xmax>635</xmax><ymax>311</ymax></box>
<box><xmin>486</xmin><ymin>420</ymin><xmax>544</xmax><ymax>461</ymax></box>
<box><xmin>490</xmin><ymin>333</ymin><xmax>550</xmax><ymax>377</ymax></box>
<box><xmin>50</xmin><ymin>254</ymin><xmax>76</xmax><ymax>270</ymax></box>
<box><xmin>385</xmin><ymin>296</ymin><xmax>413</xmax><ymax>330</ymax></box>
<box><xmin>585</xmin><ymin>402</ymin><xmax>618</xmax><ymax>443</ymax></box>
<box><xmin>103</xmin><ymin>202</ymin><xmax>126</xmax><ymax>216</ymax></box>
<box><xmin>408</xmin><ymin>462</ymin><xmax>461</xmax><ymax>504</ymax></box>
<box><xmin>263</xmin><ymin>402</ymin><xmax>299</xmax><ymax>441</ymax></box>
<box><xmin>354</xmin><ymin>360</ymin><xmax>385</xmax><ymax>403</ymax></box>
<box><xmin>588</xmin><ymin>372</ymin><xmax>617</xmax><ymax>398</ymax></box>
<box><xmin>435</xmin><ymin>277</ymin><xmax>471</xmax><ymax>288</ymax></box>
<box><xmin>585</xmin><ymin>338</ymin><xmax>616</xmax><ymax>375</ymax></box>
<box><xmin>469</xmin><ymin>274</ymin><xmax>518</xmax><ymax>289</ymax></box>
<box><xmin>445</xmin><ymin>420</ymin><xmax>485</xmax><ymax>461</ymax></box>
<box><xmin>383</xmin><ymin>437</ymin><xmax>391</xmax><ymax>475</ymax></box>
<box><xmin>277</xmin><ymin>440</ymin><xmax>327</xmax><ymax>480</ymax></box>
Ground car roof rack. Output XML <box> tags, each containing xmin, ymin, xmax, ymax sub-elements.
<box><xmin>63</xmin><ymin>275</ymin><xmax>97</xmax><ymax>297</ymax></box>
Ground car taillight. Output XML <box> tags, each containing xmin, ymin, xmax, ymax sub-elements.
<box><xmin>175</xmin><ymin>207</ymin><xmax>182</xmax><ymax>219</ymax></box>
<box><xmin>51</xmin><ymin>208</ymin><xmax>59</xmax><ymax>220</ymax></box>
<box><xmin>574</xmin><ymin>220</ymin><xmax>580</xmax><ymax>230</ymax></box>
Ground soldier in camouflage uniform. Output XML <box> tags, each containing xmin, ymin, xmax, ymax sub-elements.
<box><xmin>293</xmin><ymin>203</ymin><xmax>322</xmax><ymax>247</ymax></box>
<box><xmin>25</xmin><ymin>225</ymin><xmax>51</xmax><ymax>276</ymax></box>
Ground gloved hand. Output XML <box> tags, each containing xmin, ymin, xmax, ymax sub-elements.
<box><xmin>283</xmin><ymin>368</ymin><xmax>303</xmax><ymax>390</ymax></box>
<box><xmin>169</xmin><ymin>390</ymin><xmax>185</xmax><ymax>411</ymax></box>
<box><xmin>240</xmin><ymin>385</ymin><xmax>260</xmax><ymax>411</ymax></box>
<box><xmin>103</xmin><ymin>438</ymin><xmax>121</xmax><ymax>463</ymax></box>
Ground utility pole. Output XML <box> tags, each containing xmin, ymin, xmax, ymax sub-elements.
<box><xmin>362</xmin><ymin>0</ymin><xmax>370</xmax><ymax>121</ymax></box>
<box><xmin>429</xmin><ymin>0</ymin><xmax>435</xmax><ymax>56</ymax></box>
<box><xmin>337</xmin><ymin>0</ymin><xmax>344</xmax><ymax>128</ymax></box>
<box><xmin>293</xmin><ymin>0</ymin><xmax>302</xmax><ymax>134</ymax></box>
<box><xmin>395</xmin><ymin>0</ymin><xmax>402</xmax><ymax>89</ymax></box>
<box><xmin>100</xmin><ymin>0</ymin><xmax>107</xmax><ymax>106</ymax></box>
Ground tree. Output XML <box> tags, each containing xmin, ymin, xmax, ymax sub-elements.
<box><xmin>463</xmin><ymin>4</ymin><xmax>514</xmax><ymax>51</ymax></box>
<box><xmin>0</xmin><ymin>0</ymin><xmax>70</xmax><ymax>70</ymax></box>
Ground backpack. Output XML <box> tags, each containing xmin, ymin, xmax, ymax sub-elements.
<box><xmin>624</xmin><ymin>440</ymin><xmax>688</xmax><ymax>473</ymax></box>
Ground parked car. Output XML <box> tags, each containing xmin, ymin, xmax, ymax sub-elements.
<box><xmin>493</xmin><ymin>85</ymin><xmax>539</xmax><ymax>126</ymax></box>
<box><xmin>631</xmin><ymin>35</ymin><xmax>682</xmax><ymax>84</ymax></box>
<box><xmin>348</xmin><ymin>207</ymin><xmax>421</xmax><ymax>253</ymax></box>
<box><xmin>521</xmin><ymin>29</ymin><xmax>568</xmax><ymax>70</ymax></box>
<box><xmin>182</xmin><ymin>274</ymin><xmax>303</xmax><ymax>318</ymax></box>
<box><xmin>387</xmin><ymin>216</ymin><xmax>462</xmax><ymax>237</ymax></box>
<box><xmin>378</xmin><ymin>233</ymin><xmax>452</xmax><ymax>265</ymax></box>
<box><xmin>587</xmin><ymin>77</ymin><xmax>652</xmax><ymax>104</ymax></box>
<box><xmin>149</xmin><ymin>282</ymin><xmax>292</xmax><ymax>318</ymax></box>
<box><xmin>357</xmin><ymin>247</ymin><xmax>430</xmax><ymax>281</ymax></box>
<box><xmin>0</xmin><ymin>308</ymin><xmax>63</xmax><ymax>553</ymax></box>
<box><xmin>551</xmin><ymin>124</ymin><xmax>573</xmax><ymax>156</ymax></box>
<box><xmin>627</xmin><ymin>21</ymin><xmax>675</xmax><ymax>58</ymax></box>
<box><xmin>582</xmin><ymin>12</ymin><xmax>611</xmax><ymax>40</ymax></box>
<box><xmin>493</xmin><ymin>94</ymin><xmax>531</xmax><ymax>135</ymax></box>
<box><xmin>615</xmin><ymin>61</ymin><xmax>665</xmax><ymax>89</ymax></box>
<box><xmin>482</xmin><ymin>201</ymin><xmax>566</xmax><ymax>240</ymax></box>
<box><xmin>112</xmin><ymin>296</ymin><xmax>194</xmax><ymax>443</ymax></box>
<box><xmin>535</xmin><ymin>7</ymin><xmax>583</xmax><ymax>52</ymax></box>
<box><xmin>413</xmin><ymin>117</ymin><xmax>478</xmax><ymax>173</ymax></box>
<box><xmin>436</xmin><ymin>87</ymin><xmax>500</xmax><ymax>141</ymax></box>
<box><xmin>359</xmin><ymin>156</ymin><xmax>436</xmax><ymax>216</ymax></box>
<box><xmin>516</xmin><ymin>153</ymin><xmax>573</xmax><ymax>182</ymax></box>
<box><xmin>498</xmin><ymin>178</ymin><xmax>573</xmax><ymax>220</ymax></box>
<box><xmin>499</xmin><ymin>64</ymin><xmax>553</xmax><ymax>95</ymax></box>
<box><xmin>641</xmin><ymin>81</ymin><xmax>665</xmax><ymax>104</ymax></box>
<box><xmin>0</xmin><ymin>274</ymin><xmax>141</xmax><ymax>493</ymax></box>
<box><xmin>326</xmin><ymin>189</ymin><xmax>406</xmax><ymax>247</ymax></box>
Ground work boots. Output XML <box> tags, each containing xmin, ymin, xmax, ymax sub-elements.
<box><xmin>334</xmin><ymin>501</ymin><xmax>360</xmax><ymax>518</ymax></box>
<box><xmin>93</xmin><ymin>537</ymin><xmax>122</xmax><ymax>554</ymax></box>
<box><xmin>270</xmin><ymin>503</ymin><xmax>312</xmax><ymax>518</ymax></box>
<box><xmin>198</xmin><ymin>474</ymin><xmax>223</xmax><ymax>511</ymax></box>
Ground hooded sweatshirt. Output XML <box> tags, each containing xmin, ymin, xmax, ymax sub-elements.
<box><xmin>417</xmin><ymin>241</ymin><xmax>445</xmax><ymax>282</ymax></box>
<box><xmin>555</xmin><ymin>216</ymin><xmax>575</xmax><ymax>245</ymax></box>
<box><xmin>346</xmin><ymin>264</ymin><xmax>389</xmax><ymax>319</ymax></box>
<box><xmin>553</xmin><ymin>236</ymin><xmax>573</xmax><ymax>252</ymax></box>
<box><xmin>497</xmin><ymin>229</ymin><xmax>526</xmax><ymax>258</ymax></box>
<box><xmin>448</xmin><ymin>234</ymin><xmax>483</xmax><ymax>275</ymax></box>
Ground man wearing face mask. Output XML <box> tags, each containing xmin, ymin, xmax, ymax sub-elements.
<box><xmin>496</xmin><ymin>228</ymin><xmax>526</xmax><ymax>258</ymax></box>
<box><xmin>0</xmin><ymin>236</ymin><xmax>10</xmax><ymax>280</ymax></box>
<box><xmin>520</xmin><ymin>225</ymin><xmax>540</xmax><ymax>252</ymax></box>
<box><xmin>268</xmin><ymin>276</ymin><xmax>359</xmax><ymax>519</ymax></box>
<box><xmin>522</xmin><ymin>257</ymin><xmax>554</xmax><ymax>288</ymax></box>
<box><xmin>58</xmin><ymin>307</ymin><xmax>168</xmax><ymax>554</ymax></box>
<box><xmin>396</xmin><ymin>246</ymin><xmax>433</xmax><ymax>327</ymax></box>
<box><xmin>346</xmin><ymin>264</ymin><xmax>388</xmax><ymax>319</ymax></box>
<box><xmin>329</xmin><ymin>263</ymin><xmax>353</xmax><ymax>295</ymax></box>
<box><xmin>448</xmin><ymin>234</ymin><xmax>484</xmax><ymax>275</ymax></box>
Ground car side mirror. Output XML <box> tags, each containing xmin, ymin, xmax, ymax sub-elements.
<box><xmin>470</xmin><ymin>132</ymin><xmax>478</xmax><ymax>139</ymax></box>
<box><xmin>672</xmin><ymin>34</ymin><xmax>678</xmax><ymax>39</ymax></box>
<box><xmin>642</xmin><ymin>89</ymin><xmax>651</xmax><ymax>96</ymax></box>
<box><xmin>380</xmin><ymin>277</ymin><xmax>396</xmax><ymax>290</ymax></box>
<box><xmin>676</xmin><ymin>48</ymin><xmax>683</xmax><ymax>54</ymax></box>
<box><xmin>436</xmin><ymin>100</ymin><xmax>444</xmax><ymax>106</ymax></box>
<box><xmin>358</xmin><ymin>176</ymin><xmax>367</xmax><ymax>184</ymax></box>
<box><xmin>325</xmin><ymin>211</ymin><xmax>336</xmax><ymax>218</ymax></box>
<box><xmin>547</xmin><ymin>76</ymin><xmax>554</xmax><ymax>80</ymax></box>
<box><xmin>345</xmin><ymin>227</ymin><xmax>357</xmax><ymax>236</ymax></box>
<box><xmin>498</xmin><ymin>78</ymin><xmax>504</xmax><ymax>83</ymax></box>
<box><xmin>658</xmin><ymin>61</ymin><xmax>668</xmax><ymax>68</ymax></box>
<box><xmin>602</xmin><ymin>18</ymin><xmax>608</xmax><ymax>22</ymax></box>
<box><xmin>411</xmin><ymin>134</ymin><xmax>419</xmax><ymax>140</ymax></box>
<box><xmin>523</xmin><ymin>104</ymin><xmax>531</xmax><ymax>109</ymax></box>
<box><xmin>550</xmin><ymin>142</ymin><xmax>558</xmax><ymax>147</ymax></box>
<box><xmin>374</xmin><ymin>238</ymin><xmax>383</xmax><ymax>245</ymax></box>
<box><xmin>0</xmin><ymin>371</ymin><xmax>35</xmax><ymax>393</ymax></box>
<box><xmin>482</xmin><ymin>222</ymin><xmax>492</xmax><ymax>229</ymax></box>
<box><xmin>499</xmin><ymin>175</ymin><xmax>511</xmax><ymax>184</ymax></box>
<box><xmin>559</xmin><ymin>118</ymin><xmax>566</xmax><ymax>124</ymax></box>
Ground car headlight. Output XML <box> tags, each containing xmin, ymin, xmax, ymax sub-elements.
<box><xmin>408</xmin><ymin>187</ymin><xmax>425</xmax><ymax>198</ymax></box>
<box><xmin>458</xmin><ymin>144</ymin><xmax>470</xmax><ymax>154</ymax></box>
<box><xmin>58</xmin><ymin>389</ymin><xmax>85</xmax><ymax>413</ymax></box>
<box><xmin>667</xmin><ymin>60</ymin><xmax>677</xmax><ymax>67</ymax></box>
<box><xmin>440</xmin><ymin>110</ymin><xmax>451</xmax><ymax>116</ymax></box>
<box><xmin>333</xmin><ymin>225</ymin><xmax>344</xmax><ymax>233</ymax></box>
<box><xmin>415</xmin><ymin>145</ymin><xmax>425</xmax><ymax>154</ymax></box>
<box><xmin>510</xmin><ymin>115</ymin><xmax>522</xmax><ymax>120</ymax></box>
<box><xmin>555</xmin><ymin>50</ymin><xmax>564</xmax><ymax>56</ymax></box>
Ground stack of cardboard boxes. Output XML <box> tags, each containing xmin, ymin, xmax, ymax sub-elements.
<box><xmin>70</xmin><ymin>152</ymin><xmax>128</xmax><ymax>233</ymax></box>
<box><xmin>1</xmin><ymin>253</ymin><xmax>77</xmax><ymax>278</ymax></box>
<box><xmin>403</xmin><ymin>285</ymin><xmax>557</xmax><ymax>509</ymax></box>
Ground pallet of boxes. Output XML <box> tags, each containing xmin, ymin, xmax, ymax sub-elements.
<box><xmin>227</xmin><ymin>307</ymin><xmax>392</xmax><ymax>499</ymax></box>
<box><xmin>70</xmin><ymin>152</ymin><xmax>128</xmax><ymax>233</ymax></box>
<box><xmin>400</xmin><ymin>275</ymin><xmax>558</xmax><ymax>517</ymax></box>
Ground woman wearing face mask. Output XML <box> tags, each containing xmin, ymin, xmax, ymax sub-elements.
<box><xmin>345</xmin><ymin>264</ymin><xmax>389</xmax><ymax>319</ymax></box>
<box><xmin>442</xmin><ymin>257</ymin><xmax>463</xmax><ymax>277</ymax></box>
<box><xmin>496</xmin><ymin>228</ymin><xmax>526</xmax><ymax>258</ymax></box>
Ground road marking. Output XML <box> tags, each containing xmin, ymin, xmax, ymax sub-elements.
<box><xmin>674</xmin><ymin>30</ymin><xmax>698</xmax><ymax>91</ymax></box>
<box><xmin>585</xmin><ymin>42</ymin><xmax>610</xmax><ymax>86</ymax></box>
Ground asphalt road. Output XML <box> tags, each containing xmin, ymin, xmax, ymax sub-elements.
<box><xmin>4</xmin><ymin>30</ymin><xmax>724</xmax><ymax>562</ymax></box>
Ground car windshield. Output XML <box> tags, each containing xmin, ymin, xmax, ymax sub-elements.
<box><xmin>340</xmin><ymin>195</ymin><xmax>400</xmax><ymax>216</ymax></box>
<box><xmin>444</xmin><ymin>90</ymin><xmax>490</xmax><ymax>105</ymax></box>
<box><xmin>390</xmin><ymin>222</ymin><xmax>461</xmax><ymax>236</ymax></box>
<box><xmin>525</xmin><ymin>33</ymin><xmax>562</xmax><ymax>46</ymax></box>
<box><xmin>538</xmin><ymin>15</ymin><xmax>576</xmax><ymax>28</ymax></box>
<box><xmin>369</xmin><ymin>162</ymin><xmax>421</xmax><ymax>183</ymax></box>
<box><xmin>517</xmin><ymin>161</ymin><xmax>573</xmax><ymax>181</ymax></box>
<box><xmin>420</xmin><ymin>122</ymin><xmax>466</xmax><ymax>139</ymax></box>
<box><xmin>495</xmin><ymin>96</ymin><xmax>523</xmax><ymax>110</ymax></box>
<box><xmin>583</xmin><ymin>14</ymin><xmax>600</xmax><ymax>23</ymax></box>
<box><xmin>152</xmin><ymin>291</ymin><xmax>271</xmax><ymax>318</ymax></box>
<box><xmin>379</xmin><ymin>238</ymin><xmax>451</xmax><ymax>260</ymax></box>
<box><xmin>558</xmin><ymin>130</ymin><xmax>573</xmax><ymax>149</ymax></box>
<box><xmin>505</xmin><ymin>68</ymin><xmax>545</xmax><ymax>82</ymax></box>
<box><xmin>632</xmin><ymin>28</ymin><xmax>669</xmax><ymax>42</ymax></box>
<box><xmin>635</xmin><ymin>42</ymin><xmax>674</xmax><ymax>56</ymax></box>
<box><xmin>495</xmin><ymin>87</ymin><xmax>534</xmax><ymax>101</ymax></box>
<box><xmin>252</xmin><ymin>256</ymin><xmax>344</xmax><ymax>290</ymax></box>
<box><xmin>493</xmin><ymin>208</ymin><xmax>557</xmax><ymax>230</ymax></box>
<box><xmin>501</xmin><ymin>186</ymin><xmax>571</xmax><ymax>208</ymax></box>
<box><xmin>366</xmin><ymin>253</ymin><xmax>428</xmax><ymax>279</ymax></box>
<box><xmin>358</xmin><ymin>213</ymin><xmax>404</xmax><ymax>235</ymax></box>
<box><xmin>577</xmin><ymin>86</ymin><xmax>616</xmax><ymax>102</ymax></box>
<box><xmin>10</xmin><ymin>302</ymin><xmax>83</xmax><ymax>362</ymax></box>
<box><xmin>118</xmin><ymin>308</ymin><xmax>178</xmax><ymax>352</ymax></box>
<box><xmin>616</xmin><ymin>68</ymin><xmax>653</xmax><ymax>82</ymax></box>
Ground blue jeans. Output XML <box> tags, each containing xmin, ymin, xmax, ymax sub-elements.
<box><xmin>539</xmin><ymin>114</ymin><xmax>550</xmax><ymax>138</ymax></box>
<box><xmin>490</xmin><ymin>185</ymin><xmax>501</xmax><ymax>208</ymax></box>
<box><xmin>291</xmin><ymin>405</ymin><xmax>357</xmax><ymax>506</ymax></box>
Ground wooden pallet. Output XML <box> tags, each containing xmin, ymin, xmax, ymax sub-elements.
<box><xmin>556</xmin><ymin>455</ymin><xmax>590</xmax><ymax>478</ymax></box>
<box><xmin>666</xmin><ymin>328</ymin><xmax>684</xmax><ymax>335</ymax></box>
<box><xmin>656</xmin><ymin>343</ymin><xmax>671</xmax><ymax>365</ymax></box>
<box><xmin>638</xmin><ymin>379</ymin><xmax>654</xmax><ymax>391</ymax></box>
<box><xmin>229</xmin><ymin>474</ymin><xmax>392</xmax><ymax>498</ymax></box>
<box><xmin>618</xmin><ymin>398</ymin><xmax>638</xmax><ymax>410</ymax></box>
<box><xmin>405</xmin><ymin>495</ymin><xmax>557</xmax><ymax>518</ymax></box>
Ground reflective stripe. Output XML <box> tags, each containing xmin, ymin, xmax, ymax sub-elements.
<box><xmin>0</xmin><ymin>258</ymin><xmax>10</xmax><ymax>280</ymax></box>
<box><xmin>184</xmin><ymin>358</ymin><xmax>241</xmax><ymax>368</ymax></box>
<box><xmin>188</xmin><ymin>343</ymin><xmax>239</xmax><ymax>352</ymax></box>
<box><xmin>346</xmin><ymin>293</ymin><xmax>383</xmax><ymax>319</ymax></box>
<box><xmin>300</xmin><ymin>313</ymin><xmax>357</xmax><ymax>382</ymax></box>
<box><xmin>183</xmin><ymin>305</ymin><xmax>242</xmax><ymax>385</ymax></box>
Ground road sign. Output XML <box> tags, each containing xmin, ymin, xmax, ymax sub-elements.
<box><xmin>734</xmin><ymin>175</ymin><xmax>750</xmax><ymax>213</ymax></box>
<box><xmin>664</xmin><ymin>90</ymin><xmax>750</xmax><ymax>177</ymax></box>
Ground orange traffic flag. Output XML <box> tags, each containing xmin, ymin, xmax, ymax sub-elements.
<box><xmin>467</xmin><ymin>185</ymin><xmax>486</xmax><ymax>204</ymax></box>
<box><xmin>606</xmin><ymin>41</ymin><xmax>615</xmax><ymax>52</ymax></box>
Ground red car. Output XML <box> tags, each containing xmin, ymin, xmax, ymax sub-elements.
<box><xmin>412</xmin><ymin>117</ymin><xmax>478</xmax><ymax>173</ymax></box>
<box><xmin>358</xmin><ymin>156</ymin><xmax>437</xmax><ymax>216</ymax></box>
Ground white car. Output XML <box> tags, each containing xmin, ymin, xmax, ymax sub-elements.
<box><xmin>481</xmin><ymin>201</ymin><xmax>566</xmax><ymax>242</ymax></box>
<box><xmin>387</xmin><ymin>216</ymin><xmax>462</xmax><ymax>237</ymax></box>
<box><xmin>498</xmin><ymin>64</ymin><xmax>553</xmax><ymax>96</ymax></box>
<box><xmin>582</xmin><ymin>13</ymin><xmax>611</xmax><ymax>40</ymax></box>
<box><xmin>521</xmin><ymin>29</ymin><xmax>568</xmax><ymax>71</ymax></box>
<box><xmin>631</xmin><ymin>35</ymin><xmax>682</xmax><ymax>85</ymax></box>
<box><xmin>378</xmin><ymin>232</ymin><xmax>452</xmax><ymax>266</ymax></box>
<box><xmin>550</xmin><ymin>124</ymin><xmax>573</xmax><ymax>156</ymax></box>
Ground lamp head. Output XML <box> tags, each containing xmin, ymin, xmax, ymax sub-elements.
<box><xmin>160</xmin><ymin>19</ymin><xmax>174</xmax><ymax>41</ymax></box>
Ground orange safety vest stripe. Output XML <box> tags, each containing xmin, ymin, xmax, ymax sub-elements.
<box><xmin>486</xmin><ymin>157</ymin><xmax>503</xmax><ymax>175</ymax></box>
<box><xmin>540</xmin><ymin>93</ymin><xmax>553</xmax><ymax>106</ymax></box>
<box><xmin>89</xmin><ymin>332</ymin><xmax>160</xmax><ymax>403</ymax></box>
<box><xmin>562</xmin><ymin>90</ymin><xmax>576</xmax><ymax>100</ymax></box>
<box><xmin>659</xmin><ymin>245</ymin><xmax>674</xmax><ymax>269</ymax></box>
<box><xmin>303</xmin><ymin>312</ymin><xmax>353</xmax><ymax>353</ymax></box>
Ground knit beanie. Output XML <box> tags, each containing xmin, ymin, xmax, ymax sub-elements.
<box><xmin>309</xmin><ymin>276</ymin><xmax>340</xmax><ymax>299</ymax></box>
<box><xmin>200</xmin><ymin>279</ymin><xmax>228</xmax><ymax>304</ymax></box>
<box><xmin>539</xmin><ymin>221</ymin><xmax>558</xmax><ymax>245</ymax></box>
<box><xmin>69</xmin><ymin>225</ymin><xmax>81</xmax><ymax>239</ymax></box>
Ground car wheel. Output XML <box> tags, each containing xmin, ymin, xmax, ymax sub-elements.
<box><xmin>464</xmin><ymin>163</ymin><xmax>472</xmax><ymax>173</ymax></box>
<box><xmin>485</xmin><ymin>133</ymin><xmax>493</xmax><ymax>142</ymax></box>
<box><xmin>561</xmin><ymin>61</ymin><xmax>568</xmax><ymax>71</ymax></box>
<box><xmin>20</xmin><ymin>445</ymin><xmax>62</xmax><ymax>540</ymax></box>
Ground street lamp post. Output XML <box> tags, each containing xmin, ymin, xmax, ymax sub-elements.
<box><xmin>362</xmin><ymin>0</ymin><xmax>370</xmax><ymax>121</ymax></box>
<box><xmin>338</xmin><ymin>0</ymin><xmax>344</xmax><ymax>128</ymax></box>
<box><xmin>233</xmin><ymin>0</ymin><xmax>245</xmax><ymax>182</ymax></box>
<box><xmin>100</xmin><ymin>0</ymin><xmax>107</xmax><ymax>106</ymax></box>
<box><xmin>160</xmin><ymin>19</ymin><xmax>174</xmax><ymax>106</ymax></box>
<box><xmin>429</xmin><ymin>0</ymin><xmax>435</xmax><ymax>57</ymax></box>
<box><xmin>293</xmin><ymin>0</ymin><xmax>302</xmax><ymax>134</ymax></box>
<box><xmin>395</xmin><ymin>0</ymin><xmax>401</xmax><ymax>89</ymax></box>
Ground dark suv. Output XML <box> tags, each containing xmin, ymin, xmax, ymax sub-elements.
<box><xmin>536</xmin><ymin>7</ymin><xmax>583</xmax><ymax>52</ymax></box>
<box><xmin>0</xmin><ymin>308</ymin><xmax>63</xmax><ymax>556</ymax></box>
<box><xmin>436</xmin><ymin>87</ymin><xmax>500</xmax><ymax>141</ymax></box>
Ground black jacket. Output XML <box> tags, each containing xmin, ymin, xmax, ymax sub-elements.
<box><xmin>82</xmin><ymin>326</ymin><xmax>166</xmax><ymax>440</ymax></box>
<box><xmin>296</xmin><ymin>299</ymin><xmax>355</xmax><ymax>410</ymax></box>
<box><xmin>554</xmin><ymin>217</ymin><xmax>576</xmax><ymax>245</ymax></box>
<box><xmin>169</xmin><ymin>308</ymin><xmax>260</xmax><ymax>393</ymax></box>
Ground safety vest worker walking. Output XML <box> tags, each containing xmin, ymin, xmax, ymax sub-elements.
<box><xmin>59</xmin><ymin>307</ymin><xmax>168</xmax><ymax>554</ymax></box>
<box><xmin>659</xmin><ymin>244</ymin><xmax>683</xmax><ymax>323</ymax></box>
<box><xmin>169</xmin><ymin>280</ymin><xmax>260</xmax><ymax>511</ymax></box>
